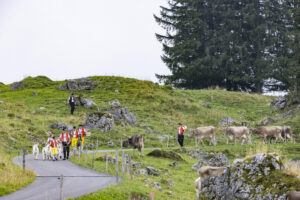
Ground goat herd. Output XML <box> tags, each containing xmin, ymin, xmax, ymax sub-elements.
<box><xmin>188</xmin><ymin>125</ymin><xmax>294</xmax><ymax>146</ymax></box>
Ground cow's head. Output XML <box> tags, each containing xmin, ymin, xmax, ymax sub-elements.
<box><xmin>187</xmin><ymin>129</ymin><xmax>194</xmax><ymax>137</ymax></box>
<box><xmin>122</xmin><ymin>140</ymin><xmax>129</xmax><ymax>148</ymax></box>
<box><xmin>252</xmin><ymin>128</ymin><xmax>258</xmax><ymax>134</ymax></box>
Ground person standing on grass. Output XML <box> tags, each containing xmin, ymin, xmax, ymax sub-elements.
<box><xmin>177</xmin><ymin>123</ymin><xmax>186</xmax><ymax>147</ymax></box>
<box><xmin>68</xmin><ymin>93</ymin><xmax>75</xmax><ymax>115</ymax></box>
<box><xmin>71</xmin><ymin>126</ymin><xmax>78</xmax><ymax>152</ymax></box>
<box><xmin>60</xmin><ymin>127</ymin><xmax>71</xmax><ymax>160</ymax></box>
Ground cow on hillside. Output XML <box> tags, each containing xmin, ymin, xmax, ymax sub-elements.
<box><xmin>122</xmin><ymin>135</ymin><xmax>144</xmax><ymax>155</ymax></box>
<box><xmin>223</xmin><ymin>126</ymin><xmax>251</xmax><ymax>145</ymax></box>
<box><xmin>252</xmin><ymin>126</ymin><xmax>284</xmax><ymax>144</ymax></box>
<box><xmin>188</xmin><ymin>126</ymin><xmax>216</xmax><ymax>147</ymax></box>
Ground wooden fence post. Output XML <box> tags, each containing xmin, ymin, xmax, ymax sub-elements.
<box><xmin>120</xmin><ymin>138</ymin><xmax>122</xmax><ymax>149</ymax></box>
<box><xmin>106</xmin><ymin>152</ymin><xmax>108</xmax><ymax>173</ymax></box>
<box><xmin>128</xmin><ymin>155</ymin><xmax>133</xmax><ymax>180</ymax></box>
<box><xmin>92</xmin><ymin>151</ymin><xmax>95</xmax><ymax>169</ymax></box>
<box><xmin>60</xmin><ymin>174</ymin><xmax>63</xmax><ymax>200</ymax></box>
<box><xmin>96</xmin><ymin>139</ymin><xmax>98</xmax><ymax>150</ymax></box>
<box><xmin>22</xmin><ymin>149</ymin><xmax>26</xmax><ymax>172</ymax></box>
<box><xmin>78</xmin><ymin>149</ymin><xmax>81</xmax><ymax>163</ymax></box>
<box><xmin>166</xmin><ymin>135</ymin><xmax>169</xmax><ymax>148</ymax></box>
<box><xmin>116</xmin><ymin>150</ymin><xmax>119</xmax><ymax>186</ymax></box>
<box><xmin>121</xmin><ymin>152</ymin><xmax>125</xmax><ymax>174</ymax></box>
<box><xmin>84</xmin><ymin>147</ymin><xmax>87</xmax><ymax>165</ymax></box>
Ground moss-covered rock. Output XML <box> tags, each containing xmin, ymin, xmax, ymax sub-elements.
<box><xmin>147</xmin><ymin>150</ymin><xmax>184</xmax><ymax>161</ymax></box>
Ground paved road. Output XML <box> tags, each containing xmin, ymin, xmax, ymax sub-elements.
<box><xmin>0</xmin><ymin>154</ymin><xmax>116</xmax><ymax>200</ymax></box>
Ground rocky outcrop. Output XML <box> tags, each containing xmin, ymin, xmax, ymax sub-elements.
<box><xmin>58</xmin><ymin>78</ymin><xmax>98</xmax><ymax>91</ymax></box>
<box><xmin>271</xmin><ymin>97</ymin><xmax>287</xmax><ymax>110</ymax></box>
<box><xmin>83</xmin><ymin>112</ymin><xmax>114</xmax><ymax>132</ymax></box>
<box><xmin>190</xmin><ymin>150</ymin><xmax>229</xmax><ymax>170</ymax></box>
<box><xmin>200</xmin><ymin>153</ymin><xmax>286</xmax><ymax>200</ymax></box>
<box><xmin>262</xmin><ymin>118</ymin><xmax>275</xmax><ymax>125</ymax></box>
<box><xmin>104</xmin><ymin>100</ymin><xmax>137</xmax><ymax>125</ymax></box>
<box><xmin>219</xmin><ymin>117</ymin><xmax>240</xmax><ymax>126</ymax></box>
<box><xmin>49</xmin><ymin>122</ymin><xmax>73</xmax><ymax>132</ymax></box>
<box><xmin>10</xmin><ymin>81</ymin><xmax>24</xmax><ymax>90</ymax></box>
<box><xmin>76</xmin><ymin>95</ymin><xmax>97</xmax><ymax>109</ymax></box>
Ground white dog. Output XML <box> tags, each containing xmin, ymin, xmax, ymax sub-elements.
<box><xmin>32</xmin><ymin>144</ymin><xmax>39</xmax><ymax>160</ymax></box>
<box><xmin>42</xmin><ymin>144</ymin><xmax>52</xmax><ymax>160</ymax></box>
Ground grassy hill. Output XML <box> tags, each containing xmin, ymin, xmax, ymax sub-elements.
<box><xmin>0</xmin><ymin>76</ymin><xmax>300</xmax><ymax>199</ymax></box>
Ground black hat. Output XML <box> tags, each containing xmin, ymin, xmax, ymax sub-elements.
<box><xmin>79</xmin><ymin>124</ymin><xmax>83</xmax><ymax>127</ymax></box>
<box><xmin>73</xmin><ymin>126</ymin><xmax>76</xmax><ymax>129</ymax></box>
<box><xmin>62</xmin><ymin>127</ymin><xmax>66</xmax><ymax>130</ymax></box>
<box><xmin>178</xmin><ymin>123</ymin><xmax>182</xmax><ymax>125</ymax></box>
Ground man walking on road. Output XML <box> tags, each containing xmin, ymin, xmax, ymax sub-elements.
<box><xmin>177</xmin><ymin>123</ymin><xmax>186</xmax><ymax>147</ymax></box>
<box><xmin>60</xmin><ymin>128</ymin><xmax>71</xmax><ymax>160</ymax></box>
<box><xmin>68</xmin><ymin>93</ymin><xmax>75</xmax><ymax>115</ymax></box>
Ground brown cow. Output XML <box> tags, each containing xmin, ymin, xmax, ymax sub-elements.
<box><xmin>223</xmin><ymin>126</ymin><xmax>251</xmax><ymax>145</ymax></box>
<box><xmin>252</xmin><ymin>126</ymin><xmax>284</xmax><ymax>144</ymax></box>
<box><xmin>122</xmin><ymin>135</ymin><xmax>144</xmax><ymax>155</ymax></box>
<box><xmin>188</xmin><ymin>126</ymin><xmax>216</xmax><ymax>147</ymax></box>
<box><xmin>286</xmin><ymin>191</ymin><xmax>300</xmax><ymax>200</ymax></box>
<box><xmin>195</xmin><ymin>166</ymin><xmax>226</xmax><ymax>198</ymax></box>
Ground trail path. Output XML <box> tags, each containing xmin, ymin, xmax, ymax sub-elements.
<box><xmin>0</xmin><ymin>154</ymin><xmax>116</xmax><ymax>200</ymax></box>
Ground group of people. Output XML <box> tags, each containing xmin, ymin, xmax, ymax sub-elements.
<box><xmin>47</xmin><ymin>124</ymin><xmax>87</xmax><ymax>160</ymax></box>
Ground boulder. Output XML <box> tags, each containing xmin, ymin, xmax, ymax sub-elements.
<box><xmin>49</xmin><ymin>122</ymin><xmax>73</xmax><ymax>132</ymax></box>
<box><xmin>0</xmin><ymin>100</ymin><xmax>3</xmax><ymax>104</ymax></box>
<box><xmin>147</xmin><ymin>150</ymin><xmax>184</xmax><ymax>161</ymax></box>
<box><xmin>132</xmin><ymin>162</ymin><xmax>143</xmax><ymax>168</ymax></box>
<box><xmin>262</xmin><ymin>118</ymin><xmax>275</xmax><ymax>125</ymax></box>
<box><xmin>204</xmin><ymin>102</ymin><xmax>212</xmax><ymax>108</ymax></box>
<box><xmin>190</xmin><ymin>150</ymin><xmax>229</xmax><ymax>171</ymax></box>
<box><xmin>79</xmin><ymin>97</ymin><xmax>97</xmax><ymax>109</ymax></box>
<box><xmin>83</xmin><ymin>112</ymin><xmax>114</xmax><ymax>132</ymax></box>
<box><xmin>200</xmin><ymin>153</ymin><xmax>286</xmax><ymax>200</ymax></box>
<box><xmin>32</xmin><ymin>91</ymin><xmax>37</xmax><ymax>96</ymax></box>
<box><xmin>168</xmin><ymin>180</ymin><xmax>174</xmax><ymax>187</ymax></box>
<box><xmin>152</xmin><ymin>182</ymin><xmax>162</xmax><ymax>191</ymax></box>
<box><xmin>169</xmin><ymin>162</ymin><xmax>179</xmax><ymax>168</ymax></box>
<box><xmin>10</xmin><ymin>81</ymin><xmax>24</xmax><ymax>90</ymax></box>
<box><xmin>136</xmin><ymin>169</ymin><xmax>148</xmax><ymax>175</ymax></box>
<box><xmin>144</xmin><ymin>178</ymin><xmax>150</xmax><ymax>183</ymax></box>
<box><xmin>39</xmin><ymin>107</ymin><xmax>46</xmax><ymax>110</ymax></box>
<box><xmin>107</xmin><ymin>140</ymin><xmax>115</xmax><ymax>147</ymax></box>
<box><xmin>58</xmin><ymin>78</ymin><xmax>98</xmax><ymax>91</ymax></box>
<box><xmin>105</xmin><ymin>106</ymin><xmax>136</xmax><ymax>125</ymax></box>
<box><xmin>108</xmin><ymin>99</ymin><xmax>122</xmax><ymax>107</ymax></box>
<box><xmin>271</xmin><ymin>97</ymin><xmax>287</xmax><ymax>110</ymax></box>
<box><xmin>219</xmin><ymin>117</ymin><xmax>240</xmax><ymax>126</ymax></box>
<box><xmin>146</xmin><ymin>166</ymin><xmax>160</xmax><ymax>176</ymax></box>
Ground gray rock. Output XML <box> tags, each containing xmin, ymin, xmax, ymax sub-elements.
<box><xmin>152</xmin><ymin>182</ymin><xmax>162</xmax><ymax>191</ymax></box>
<box><xmin>107</xmin><ymin>140</ymin><xmax>115</xmax><ymax>147</ymax></box>
<box><xmin>105</xmin><ymin>106</ymin><xmax>137</xmax><ymax>125</ymax></box>
<box><xmin>10</xmin><ymin>81</ymin><xmax>24</xmax><ymax>90</ymax></box>
<box><xmin>0</xmin><ymin>100</ymin><xmax>3</xmax><ymax>104</ymax></box>
<box><xmin>144</xmin><ymin>178</ymin><xmax>150</xmax><ymax>182</ymax></box>
<box><xmin>136</xmin><ymin>169</ymin><xmax>148</xmax><ymax>175</ymax></box>
<box><xmin>49</xmin><ymin>122</ymin><xmax>73</xmax><ymax>132</ymax></box>
<box><xmin>169</xmin><ymin>162</ymin><xmax>179</xmax><ymax>168</ymax></box>
<box><xmin>115</xmin><ymin>89</ymin><xmax>119</xmax><ymax>93</ymax></box>
<box><xmin>83</xmin><ymin>112</ymin><xmax>114</xmax><ymax>132</ymax></box>
<box><xmin>271</xmin><ymin>97</ymin><xmax>287</xmax><ymax>110</ymax></box>
<box><xmin>32</xmin><ymin>91</ymin><xmax>37</xmax><ymax>96</ymax></box>
<box><xmin>108</xmin><ymin>99</ymin><xmax>122</xmax><ymax>107</ymax></box>
<box><xmin>146</xmin><ymin>166</ymin><xmax>160</xmax><ymax>176</ymax></box>
<box><xmin>204</xmin><ymin>102</ymin><xmax>212</xmax><ymax>108</ymax></box>
<box><xmin>132</xmin><ymin>162</ymin><xmax>142</xmax><ymax>168</ymax></box>
<box><xmin>262</xmin><ymin>118</ymin><xmax>275</xmax><ymax>125</ymax></box>
<box><xmin>9</xmin><ymin>137</ymin><xmax>16</xmax><ymax>141</ymax></box>
<box><xmin>200</xmin><ymin>153</ymin><xmax>284</xmax><ymax>200</ymax></box>
<box><xmin>283</xmin><ymin>110</ymin><xmax>293</xmax><ymax>119</ymax></box>
<box><xmin>289</xmin><ymin>159</ymin><xmax>300</xmax><ymax>169</ymax></box>
<box><xmin>39</xmin><ymin>107</ymin><xmax>46</xmax><ymax>110</ymax></box>
<box><xmin>2</xmin><ymin>110</ymin><xmax>8</xmax><ymax>114</ymax></box>
<box><xmin>57</xmin><ymin>84</ymin><xmax>67</xmax><ymax>90</ymax></box>
<box><xmin>297</xmin><ymin>105</ymin><xmax>300</xmax><ymax>111</ymax></box>
<box><xmin>60</xmin><ymin>78</ymin><xmax>98</xmax><ymax>91</ymax></box>
<box><xmin>219</xmin><ymin>117</ymin><xmax>240</xmax><ymax>126</ymax></box>
<box><xmin>190</xmin><ymin>150</ymin><xmax>229</xmax><ymax>170</ymax></box>
<box><xmin>80</xmin><ymin>98</ymin><xmax>97</xmax><ymax>109</ymax></box>
<box><xmin>168</xmin><ymin>180</ymin><xmax>174</xmax><ymax>187</ymax></box>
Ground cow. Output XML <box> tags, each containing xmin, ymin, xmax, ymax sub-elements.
<box><xmin>252</xmin><ymin>126</ymin><xmax>284</xmax><ymax>144</ymax></box>
<box><xmin>195</xmin><ymin>166</ymin><xmax>226</xmax><ymax>198</ymax></box>
<box><xmin>222</xmin><ymin>126</ymin><xmax>251</xmax><ymax>145</ymax></box>
<box><xmin>188</xmin><ymin>126</ymin><xmax>216</xmax><ymax>147</ymax></box>
<box><xmin>286</xmin><ymin>191</ymin><xmax>300</xmax><ymax>200</ymax></box>
<box><xmin>122</xmin><ymin>135</ymin><xmax>144</xmax><ymax>155</ymax></box>
<box><xmin>32</xmin><ymin>144</ymin><xmax>39</xmax><ymax>160</ymax></box>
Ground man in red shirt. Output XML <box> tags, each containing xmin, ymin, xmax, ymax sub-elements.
<box><xmin>60</xmin><ymin>127</ymin><xmax>71</xmax><ymax>160</ymax></box>
<box><xmin>177</xmin><ymin>123</ymin><xmax>186</xmax><ymax>147</ymax></box>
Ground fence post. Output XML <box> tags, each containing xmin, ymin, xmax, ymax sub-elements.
<box><xmin>60</xmin><ymin>174</ymin><xmax>64</xmax><ymax>200</ymax></box>
<box><xmin>92</xmin><ymin>151</ymin><xmax>95</xmax><ymax>169</ymax></box>
<box><xmin>73</xmin><ymin>149</ymin><xmax>76</xmax><ymax>159</ymax></box>
<box><xmin>120</xmin><ymin>138</ymin><xmax>122</xmax><ymax>149</ymax></box>
<box><xmin>84</xmin><ymin>147</ymin><xmax>87</xmax><ymax>165</ymax></box>
<box><xmin>166</xmin><ymin>135</ymin><xmax>169</xmax><ymax>148</ymax></box>
<box><xmin>96</xmin><ymin>139</ymin><xmax>98</xmax><ymax>150</ymax></box>
<box><xmin>106</xmin><ymin>152</ymin><xmax>108</xmax><ymax>173</ymax></box>
<box><xmin>128</xmin><ymin>155</ymin><xmax>133</xmax><ymax>180</ymax></box>
<box><xmin>22</xmin><ymin>149</ymin><xmax>26</xmax><ymax>172</ymax></box>
<box><xmin>121</xmin><ymin>152</ymin><xmax>125</xmax><ymax>174</ymax></box>
<box><xmin>116</xmin><ymin>150</ymin><xmax>119</xmax><ymax>186</ymax></box>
